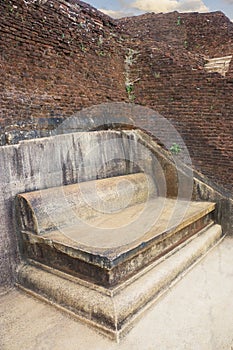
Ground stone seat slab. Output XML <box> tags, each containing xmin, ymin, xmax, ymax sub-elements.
<box><xmin>20</xmin><ymin>197</ymin><xmax>216</xmax><ymax>287</ymax></box>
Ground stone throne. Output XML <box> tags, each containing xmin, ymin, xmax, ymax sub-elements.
<box><xmin>15</xmin><ymin>103</ymin><xmax>222</xmax><ymax>341</ymax></box>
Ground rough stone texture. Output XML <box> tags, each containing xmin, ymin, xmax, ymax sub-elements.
<box><xmin>17</xmin><ymin>173</ymin><xmax>156</xmax><ymax>234</ymax></box>
<box><xmin>16</xmin><ymin>223</ymin><xmax>222</xmax><ymax>340</ymax></box>
<box><xmin>0</xmin><ymin>127</ymin><xmax>162</xmax><ymax>287</ymax></box>
<box><xmin>1</xmin><ymin>236</ymin><xmax>233</xmax><ymax>349</ymax></box>
<box><xmin>17</xmin><ymin>190</ymin><xmax>216</xmax><ymax>286</ymax></box>
<box><xmin>1</xmin><ymin>130</ymin><xmax>146</xmax><ymax>286</ymax></box>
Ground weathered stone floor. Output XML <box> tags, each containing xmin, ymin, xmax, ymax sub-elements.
<box><xmin>1</xmin><ymin>237</ymin><xmax>233</xmax><ymax>350</ymax></box>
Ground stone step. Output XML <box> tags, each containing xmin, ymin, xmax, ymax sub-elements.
<box><xmin>17</xmin><ymin>223</ymin><xmax>222</xmax><ymax>342</ymax></box>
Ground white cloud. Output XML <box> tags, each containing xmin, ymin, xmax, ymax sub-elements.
<box><xmin>179</xmin><ymin>0</ymin><xmax>209</xmax><ymax>12</ymax></box>
<box><xmin>132</xmin><ymin>0</ymin><xmax>178</xmax><ymax>13</ymax></box>
<box><xmin>99</xmin><ymin>0</ymin><xmax>210</xmax><ymax>19</ymax></box>
<box><xmin>130</xmin><ymin>0</ymin><xmax>209</xmax><ymax>13</ymax></box>
<box><xmin>99</xmin><ymin>8</ymin><xmax>135</xmax><ymax>18</ymax></box>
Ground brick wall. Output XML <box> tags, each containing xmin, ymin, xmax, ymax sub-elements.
<box><xmin>0</xmin><ymin>0</ymin><xmax>127</xmax><ymax>137</ymax></box>
<box><xmin>0</xmin><ymin>2</ymin><xmax>232</xmax><ymax>194</ymax></box>
<box><xmin>119</xmin><ymin>11</ymin><xmax>233</xmax><ymax>193</ymax></box>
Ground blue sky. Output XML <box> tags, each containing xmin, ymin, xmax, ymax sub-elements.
<box><xmin>86</xmin><ymin>0</ymin><xmax>233</xmax><ymax>20</ymax></box>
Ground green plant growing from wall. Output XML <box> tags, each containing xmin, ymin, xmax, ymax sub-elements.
<box><xmin>184</xmin><ymin>40</ymin><xmax>188</xmax><ymax>49</ymax></box>
<box><xmin>177</xmin><ymin>16</ymin><xmax>181</xmax><ymax>26</ymax></box>
<box><xmin>8</xmin><ymin>4</ymin><xmax>15</xmax><ymax>13</ymax></box>
<box><xmin>98</xmin><ymin>51</ymin><xmax>106</xmax><ymax>57</ymax></box>
<box><xmin>170</xmin><ymin>143</ymin><xmax>182</xmax><ymax>155</ymax></box>
<box><xmin>125</xmin><ymin>81</ymin><xmax>139</xmax><ymax>102</ymax></box>
<box><xmin>80</xmin><ymin>43</ymin><xmax>86</xmax><ymax>52</ymax></box>
<box><xmin>126</xmin><ymin>84</ymin><xmax>133</xmax><ymax>94</ymax></box>
<box><xmin>78</xmin><ymin>22</ymin><xmax>85</xmax><ymax>29</ymax></box>
<box><xmin>154</xmin><ymin>72</ymin><xmax>161</xmax><ymax>78</ymax></box>
<box><xmin>124</xmin><ymin>48</ymin><xmax>140</xmax><ymax>103</ymax></box>
<box><xmin>129</xmin><ymin>94</ymin><xmax>136</xmax><ymax>102</ymax></box>
<box><xmin>125</xmin><ymin>83</ymin><xmax>136</xmax><ymax>102</ymax></box>
<box><xmin>98</xmin><ymin>36</ymin><xmax>103</xmax><ymax>46</ymax></box>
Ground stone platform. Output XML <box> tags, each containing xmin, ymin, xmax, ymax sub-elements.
<box><xmin>2</xmin><ymin>236</ymin><xmax>232</xmax><ymax>350</ymax></box>
<box><xmin>15</xmin><ymin>173</ymin><xmax>222</xmax><ymax>341</ymax></box>
<box><xmin>19</xmin><ymin>197</ymin><xmax>216</xmax><ymax>287</ymax></box>
<box><xmin>17</xmin><ymin>223</ymin><xmax>222</xmax><ymax>341</ymax></box>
